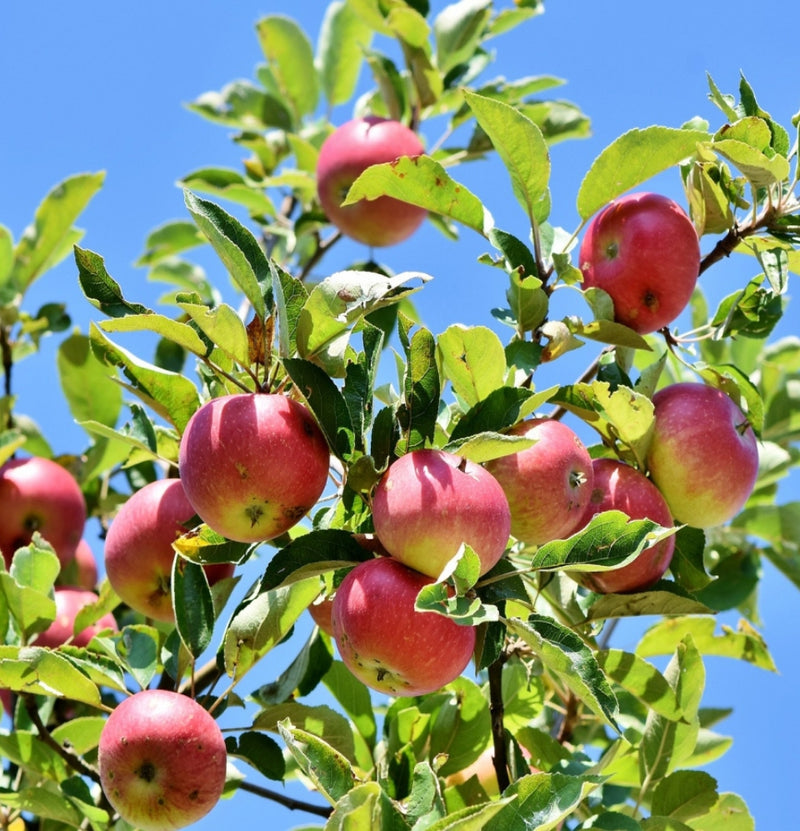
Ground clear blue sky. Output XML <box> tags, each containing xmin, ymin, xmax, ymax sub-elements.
<box><xmin>1</xmin><ymin>1</ymin><xmax>797</xmax><ymax>828</ymax></box>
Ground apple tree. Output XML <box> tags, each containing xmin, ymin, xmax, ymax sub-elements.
<box><xmin>1</xmin><ymin>1</ymin><xmax>799</xmax><ymax>829</ymax></box>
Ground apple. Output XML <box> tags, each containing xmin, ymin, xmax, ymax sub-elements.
<box><xmin>579</xmin><ymin>192</ymin><xmax>700</xmax><ymax>334</ymax></box>
<box><xmin>646</xmin><ymin>382</ymin><xmax>759</xmax><ymax>528</ymax></box>
<box><xmin>0</xmin><ymin>688</ymin><xmax>13</xmax><ymax>718</ymax></box>
<box><xmin>316</xmin><ymin>116</ymin><xmax>428</xmax><ymax>247</ymax></box>
<box><xmin>484</xmin><ymin>418</ymin><xmax>595</xmax><ymax>546</ymax></box>
<box><xmin>34</xmin><ymin>587</ymin><xmax>118</xmax><ymax>649</ymax></box>
<box><xmin>104</xmin><ymin>478</ymin><xmax>235</xmax><ymax>623</ymax></box>
<box><xmin>331</xmin><ymin>556</ymin><xmax>476</xmax><ymax>696</ymax></box>
<box><xmin>0</xmin><ymin>456</ymin><xmax>86</xmax><ymax>569</ymax></box>
<box><xmin>178</xmin><ymin>393</ymin><xmax>330</xmax><ymax>544</ymax></box>
<box><xmin>571</xmin><ymin>458</ymin><xmax>675</xmax><ymax>594</ymax></box>
<box><xmin>371</xmin><ymin>449</ymin><xmax>511</xmax><ymax>579</ymax></box>
<box><xmin>98</xmin><ymin>689</ymin><xmax>227</xmax><ymax>831</ymax></box>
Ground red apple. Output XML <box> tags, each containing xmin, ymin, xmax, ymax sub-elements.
<box><xmin>308</xmin><ymin>592</ymin><xmax>335</xmax><ymax>636</ymax></box>
<box><xmin>104</xmin><ymin>478</ymin><xmax>235</xmax><ymax>623</ymax></box>
<box><xmin>316</xmin><ymin>116</ymin><xmax>427</xmax><ymax>247</ymax></box>
<box><xmin>331</xmin><ymin>557</ymin><xmax>476</xmax><ymax>696</ymax></box>
<box><xmin>178</xmin><ymin>393</ymin><xmax>330</xmax><ymax>544</ymax></box>
<box><xmin>646</xmin><ymin>382</ymin><xmax>759</xmax><ymax>528</ymax></box>
<box><xmin>33</xmin><ymin>587</ymin><xmax>118</xmax><ymax>649</ymax></box>
<box><xmin>0</xmin><ymin>456</ymin><xmax>86</xmax><ymax>569</ymax></box>
<box><xmin>98</xmin><ymin>689</ymin><xmax>227</xmax><ymax>831</ymax></box>
<box><xmin>371</xmin><ymin>449</ymin><xmax>511</xmax><ymax>578</ymax></box>
<box><xmin>0</xmin><ymin>688</ymin><xmax>13</xmax><ymax>718</ymax></box>
<box><xmin>485</xmin><ymin>418</ymin><xmax>595</xmax><ymax>546</ymax></box>
<box><xmin>571</xmin><ymin>458</ymin><xmax>675</xmax><ymax>594</ymax></box>
<box><xmin>579</xmin><ymin>192</ymin><xmax>700</xmax><ymax>334</ymax></box>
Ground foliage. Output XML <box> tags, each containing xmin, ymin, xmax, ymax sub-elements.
<box><xmin>2</xmin><ymin>1</ymin><xmax>800</xmax><ymax>829</ymax></box>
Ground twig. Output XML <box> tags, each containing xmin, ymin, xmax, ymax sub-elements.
<box><xmin>487</xmin><ymin>653</ymin><xmax>510</xmax><ymax>793</ymax></box>
<box><xmin>237</xmin><ymin>780</ymin><xmax>333</xmax><ymax>818</ymax></box>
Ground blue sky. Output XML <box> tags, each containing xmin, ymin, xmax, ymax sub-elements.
<box><xmin>1</xmin><ymin>1</ymin><xmax>798</xmax><ymax>828</ymax></box>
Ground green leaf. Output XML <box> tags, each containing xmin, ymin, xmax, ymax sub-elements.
<box><xmin>277</xmin><ymin>718</ymin><xmax>356</xmax><ymax>805</ymax></box>
<box><xmin>172</xmin><ymin>558</ymin><xmax>215</xmax><ymax>659</ymax></box>
<box><xmin>271</xmin><ymin>259</ymin><xmax>308</xmax><ymax>359</ymax></box>
<box><xmin>98</xmin><ymin>313</ymin><xmax>210</xmax><ymax>357</ymax></box>
<box><xmin>425</xmin><ymin>797</ymin><xmax>513</xmax><ymax>830</ymax></box>
<box><xmin>256</xmin><ymin>15</ymin><xmax>319</xmax><ymax>123</ymax></box>
<box><xmin>636</xmin><ymin>616</ymin><xmax>776</xmax><ymax>671</ymax></box>
<box><xmin>434</xmin><ymin>0</ymin><xmax>492</xmax><ymax>75</ymax></box>
<box><xmin>683</xmin><ymin>792</ymin><xmax>754</xmax><ymax>830</ymax></box>
<box><xmin>75</xmin><ymin>246</ymin><xmax>151</xmax><ymax>318</ymax></box>
<box><xmin>597</xmin><ymin>649</ymin><xmax>683</xmax><ymax>720</ymax></box>
<box><xmin>464</xmin><ymin>89</ymin><xmax>551</xmax><ymax>224</ymax></box>
<box><xmin>448</xmin><ymin>385</ymin><xmax>545</xmax><ymax>443</ymax></box>
<box><xmin>344</xmin><ymin>155</ymin><xmax>493</xmax><ymax>236</ymax></box>
<box><xmin>255</xmin><ymin>702</ymin><xmax>356</xmax><ymax>764</ymax></box>
<box><xmin>0</xmin><ymin>645</ymin><xmax>103</xmax><ymax>706</ymax></box>
<box><xmin>11</xmin><ymin>172</ymin><xmax>105</xmax><ymax>291</ymax></box>
<box><xmin>577</xmin><ymin>127</ymin><xmax>708</xmax><ymax>220</ymax></box>
<box><xmin>651</xmin><ymin>770</ymin><xmax>718</xmax><ymax>823</ymax></box>
<box><xmin>437</xmin><ymin>324</ymin><xmax>507</xmax><ymax>407</ymax></box>
<box><xmin>0</xmin><ymin>784</ymin><xmax>84</xmax><ymax>827</ymax></box>
<box><xmin>223</xmin><ymin>577</ymin><xmax>320</xmax><ymax>680</ymax></box>
<box><xmin>325</xmin><ymin>781</ymin><xmax>410</xmax><ymax>831</ymax></box>
<box><xmin>398</xmin><ymin>323</ymin><xmax>440</xmax><ymax>452</ymax></box>
<box><xmin>296</xmin><ymin>269</ymin><xmax>430</xmax><ymax>377</ymax></box>
<box><xmin>227</xmin><ymin>731</ymin><xmax>286</xmax><ymax>781</ymax></box>
<box><xmin>115</xmin><ymin>625</ymin><xmax>161</xmax><ymax>690</ymax></box>
<box><xmin>317</xmin><ymin>1</ymin><xmax>373</xmax><ymax>106</ymax></box>
<box><xmin>177</xmin><ymin>299</ymin><xmax>250</xmax><ymax>366</ymax></box>
<box><xmin>89</xmin><ymin>322</ymin><xmax>202</xmax><ymax>433</ymax></box>
<box><xmin>57</xmin><ymin>332</ymin><xmax>123</xmax><ymax>430</ymax></box>
<box><xmin>507</xmin><ymin>614</ymin><xmax>619</xmax><ymax>730</ymax></box>
<box><xmin>188</xmin><ymin>80</ymin><xmax>293</xmax><ymax>131</ymax></box>
<box><xmin>137</xmin><ymin>219</ymin><xmax>207</xmax><ymax>266</ymax></box>
<box><xmin>711</xmin><ymin>138</ymin><xmax>790</xmax><ymax>187</ymax></box>
<box><xmin>282</xmin><ymin>357</ymin><xmax>355</xmax><ymax>460</ymax></box>
<box><xmin>179</xmin><ymin>168</ymin><xmax>276</xmax><ymax>217</ymax></box>
<box><xmin>184</xmin><ymin>190</ymin><xmax>269</xmax><ymax>319</ymax></box>
<box><xmin>0</xmin><ymin>223</ymin><xmax>13</xmax><ymax>287</ymax></box>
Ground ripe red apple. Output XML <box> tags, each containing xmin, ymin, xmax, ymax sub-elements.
<box><xmin>371</xmin><ymin>449</ymin><xmax>511</xmax><ymax>579</ymax></box>
<box><xmin>104</xmin><ymin>478</ymin><xmax>235</xmax><ymax>623</ymax></box>
<box><xmin>331</xmin><ymin>556</ymin><xmax>476</xmax><ymax>696</ymax></box>
<box><xmin>646</xmin><ymin>382</ymin><xmax>759</xmax><ymax>528</ymax></box>
<box><xmin>579</xmin><ymin>192</ymin><xmax>700</xmax><ymax>334</ymax></box>
<box><xmin>34</xmin><ymin>587</ymin><xmax>118</xmax><ymax>649</ymax></box>
<box><xmin>484</xmin><ymin>418</ymin><xmax>595</xmax><ymax>546</ymax></box>
<box><xmin>0</xmin><ymin>456</ymin><xmax>86</xmax><ymax>569</ymax></box>
<box><xmin>316</xmin><ymin>116</ymin><xmax>427</xmax><ymax>247</ymax></box>
<box><xmin>571</xmin><ymin>458</ymin><xmax>675</xmax><ymax>594</ymax></box>
<box><xmin>98</xmin><ymin>689</ymin><xmax>227</xmax><ymax>831</ymax></box>
<box><xmin>0</xmin><ymin>688</ymin><xmax>13</xmax><ymax>718</ymax></box>
<box><xmin>178</xmin><ymin>393</ymin><xmax>330</xmax><ymax>544</ymax></box>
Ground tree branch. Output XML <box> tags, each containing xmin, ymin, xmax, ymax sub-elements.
<box><xmin>237</xmin><ymin>780</ymin><xmax>333</xmax><ymax>818</ymax></box>
<box><xmin>487</xmin><ymin>653</ymin><xmax>510</xmax><ymax>793</ymax></box>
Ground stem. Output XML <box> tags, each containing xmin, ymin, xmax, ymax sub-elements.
<box><xmin>487</xmin><ymin>653</ymin><xmax>510</xmax><ymax>793</ymax></box>
<box><xmin>1</xmin><ymin>325</ymin><xmax>13</xmax><ymax>429</ymax></box>
<box><xmin>237</xmin><ymin>780</ymin><xmax>332</xmax><ymax>818</ymax></box>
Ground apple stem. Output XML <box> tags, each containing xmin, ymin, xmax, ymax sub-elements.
<box><xmin>487</xmin><ymin>653</ymin><xmax>511</xmax><ymax>793</ymax></box>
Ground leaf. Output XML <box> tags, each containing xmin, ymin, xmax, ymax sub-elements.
<box><xmin>277</xmin><ymin>719</ymin><xmax>356</xmax><ymax>805</ymax></box>
<box><xmin>255</xmin><ymin>702</ymin><xmax>356</xmax><ymax>764</ymax></box>
<box><xmin>256</xmin><ymin>15</ymin><xmax>319</xmax><ymax>122</ymax></box>
<box><xmin>136</xmin><ymin>219</ymin><xmax>207</xmax><ymax>266</ymax></box>
<box><xmin>464</xmin><ymin>89</ymin><xmax>551</xmax><ymax>224</ymax></box>
<box><xmin>437</xmin><ymin>324</ymin><xmax>507</xmax><ymax>407</ymax></box>
<box><xmin>577</xmin><ymin>127</ymin><xmax>709</xmax><ymax>220</ymax></box>
<box><xmin>712</xmin><ymin>138</ymin><xmax>790</xmax><ymax>187</ymax></box>
<box><xmin>323</xmin><ymin>660</ymin><xmax>378</xmax><ymax>754</ymax></box>
<box><xmin>344</xmin><ymin>155</ymin><xmax>493</xmax><ymax>236</ymax></box>
<box><xmin>115</xmin><ymin>625</ymin><xmax>161</xmax><ymax>690</ymax></box>
<box><xmin>75</xmin><ymin>246</ymin><xmax>151</xmax><ymax>318</ymax></box>
<box><xmin>398</xmin><ymin>323</ymin><xmax>440</xmax><ymax>452</ymax></box>
<box><xmin>57</xmin><ymin>332</ymin><xmax>123</xmax><ymax>429</ymax></box>
<box><xmin>325</xmin><ymin>781</ymin><xmax>410</xmax><ymax>830</ymax></box>
<box><xmin>636</xmin><ymin>616</ymin><xmax>776</xmax><ymax>671</ymax></box>
<box><xmin>179</xmin><ymin>167</ymin><xmax>276</xmax><ymax>217</ymax></box>
<box><xmin>651</xmin><ymin>770</ymin><xmax>718</xmax><ymax>823</ymax></box>
<box><xmin>89</xmin><ymin>322</ymin><xmax>202</xmax><ymax>432</ymax></box>
<box><xmin>184</xmin><ymin>190</ymin><xmax>269</xmax><ymax>319</ymax></box>
<box><xmin>223</xmin><ymin>577</ymin><xmax>320</xmax><ymax>680</ymax></box>
<box><xmin>296</xmin><ymin>269</ymin><xmax>430</xmax><ymax>377</ymax></box>
<box><xmin>172</xmin><ymin>558</ymin><xmax>215</xmax><ymax>659</ymax></box>
<box><xmin>11</xmin><ymin>172</ymin><xmax>104</xmax><ymax>291</ymax></box>
<box><xmin>434</xmin><ymin>0</ymin><xmax>492</xmax><ymax>75</ymax></box>
<box><xmin>597</xmin><ymin>649</ymin><xmax>683</xmax><ymax>720</ymax></box>
<box><xmin>317</xmin><ymin>1</ymin><xmax>373</xmax><ymax>106</ymax></box>
<box><xmin>176</xmin><ymin>299</ymin><xmax>250</xmax><ymax>366</ymax></box>
<box><xmin>226</xmin><ymin>731</ymin><xmax>285</xmax><ymax>781</ymax></box>
<box><xmin>98</xmin><ymin>313</ymin><xmax>209</xmax><ymax>357</ymax></box>
<box><xmin>0</xmin><ymin>645</ymin><xmax>103</xmax><ymax>706</ymax></box>
<box><xmin>506</xmin><ymin>614</ymin><xmax>619</xmax><ymax>730</ymax></box>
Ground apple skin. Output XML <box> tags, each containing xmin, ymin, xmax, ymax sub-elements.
<box><xmin>104</xmin><ymin>478</ymin><xmax>235</xmax><ymax>623</ymax></box>
<box><xmin>0</xmin><ymin>456</ymin><xmax>86</xmax><ymax>569</ymax></box>
<box><xmin>484</xmin><ymin>418</ymin><xmax>595</xmax><ymax>546</ymax></box>
<box><xmin>371</xmin><ymin>449</ymin><xmax>511</xmax><ymax>579</ymax></box>
<box><xmin>178</xmin><ymin>393</ymin><xmax>330</xmax><ymax>544</ymax></box>
<box><xmin>646</xmin><ymin>382</ymin><xmax>759</xmax><ymax>528</ymax></box>
<box><xmin>98</xmin><ymin>689</ymin><xmax>227</xmax><ymax>831</ymax></box>
<box><xmin>316</xmin><ymin>116</ymin><xmax>427</xmax><ymax>247</ymax></box>
<box><xmin>34</xmin><ymin>587</ymin><xmax>118</xmax><ymax>649</ymax></box>
<box><xmin>332</xmin><ymin>556</ymin><xmax>476</xmax><ymax>696</ymax></box>
<box><xmin>572</xmin><ymin>458</ymin><xmax>675</xmax><ymax>594</ymax></box>
<box><xmin>579</xmin><ymin>192</ymin><xmax>700</xmax><ymax>334</ymax></box>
